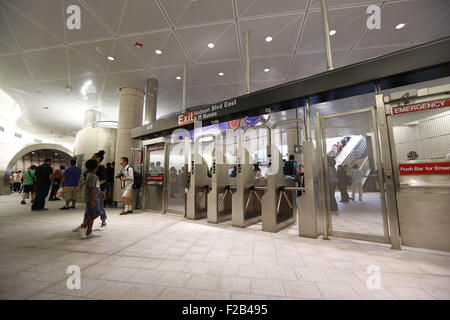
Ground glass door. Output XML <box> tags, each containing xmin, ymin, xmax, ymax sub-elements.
<box><xmin>319</xmin><ymin>107</ymin><xmax>389</xmax><ymax>243</ymax></box>
<box><xmin>144</xmin><ymin>144</ymin><xmax>165</xmax><ymax>212</ymax></box>
<box><xmin>165</xmin><ymin>142</ymin><xmax>187</xmax><ymax>215</ymax></box>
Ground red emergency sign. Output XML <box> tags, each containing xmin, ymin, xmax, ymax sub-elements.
<box><xmin>392</xmin><ymin>99</ymin><xmax>450</xmax><ymax>115</ymax></box>
<box><xmin>178</xmin><ymin>111</ymin><xmax>195</xmax><ymax>126</ymax></box>
<box><xmin>398</xmin><ymin>162</ymin><xmax>450</xmax><ymax>175</ymax></box>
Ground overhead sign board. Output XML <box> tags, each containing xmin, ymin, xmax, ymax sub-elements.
<box><xmin>392</xmin><ymin>99</ymin><xmax>450</xmax><ymax>115</ymax></box>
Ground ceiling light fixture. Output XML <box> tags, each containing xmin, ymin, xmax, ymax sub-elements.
<box><xmin>208</xmin><ymin>43</ymin><xmax>215</xmax><ymax>48</ymax></box>
<box><xmin>329</xmin><ymin>30</ymin><xmax>336</xmax><ymax>36</ymax></box>
<box><xmin>155</xmin><ymin>49</ymin><xmax>162</xmax><ymax>54</ymax></box>
<box><xmin>264</xmin><ymin>68</ymin><xmax>270</xmax><ymax>73</ymax></box>
<box><xmin>265</xmin><ymin>36</ymin><xmax>273</xmax><ymax>42</ymax></box>
<box><xmin>218</xmin><ymin>72</ymin><xmax>224</xmax><ymax>76</ymax></box>
<box><xmin>176</xmin><ymin>76</ymin><xmax>181</xmax><ymax>80</ymax></box>
<box><xmin>107</xmin><ymin>56</ymin><xmax>115</xmax><ymax>61</ymax></box>
<box><xmin>395</xmin><ymin>23</ymin><xmax>405</xmax><ymax>30</ymax></box>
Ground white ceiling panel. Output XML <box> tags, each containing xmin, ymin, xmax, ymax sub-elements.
<box><xmin>356</xmin><ymin>0</ymin><xmax>450</xmax><ymax>48</ymax></box>
<box><xmin>1</xmin><ymin>3</ymin><xmax>63</xmax><ymax>50</ymax></box>
<box><xmin>251</xmin><ymin>80</ymin><xmax>285</xmax><ymax>92</ymax></box>
<box><xmin>118</xmin><ymin>0</ymin><xmax>169</xmax><ymax>35</ymax></box>
<box><xmin>196</xmin><ymin>60</ymin><xmax>243</xmax><ymax>86</ymax></box>
<box><xmin>237</xmin><ymin>0</ymin><xmax>308</xmax><ymax>18</ymax></box>
<box><xmin>25</xmin><ymin>47</ymin><xmax>68</xmax><ymax>81</ymax></box>
<box><xmin>0</xmin><ymin>12</ymin><xmax>19</xmax><ymax>55</ymax></box>
<box><xmin>63</xmin><ymin>0</ymin><xmax>112</xmax><ymax>43</ymax></box>
<box><xmin>82</xmin><ymin>0</ymin><xmax>126</xmax><ymax>34</ymax></box>
<box><xmin>149</xmin><ymin>33</ymin><xmax>188</xmax><ymax>68</ymax></box>
<box><xmin>413</xmin><ymin>11</ymin><xmax>450</xmax><ymax>45</ymax></box>
<box><xmin>178</xmin><ymin>22</ymin><xmax>240</xmax><ymax>63</ymax></box>
<box><xmin>0</xmin><ymin>54</ymin><xmax>33</xmax><ymax>86</ymax></box>
<box><xmin>1</xmin><ymin>0</ymin><xmax>65</xmax><ymax>45</ymax></box>
<box><xmin>206</xmin><ymin>83</ymin><xmax>245</xmax><ymax>102</ymax></box>
<box><xmin>309</xmin><ymin>0</ymin><xmax>391</xmax><ymax>9</ymax></box>
<box><xmin>298</xmin><ymin>5</ymin><xmax>380</xmax><ymax>53</ymax></box>
<box><xmin>289</xmin><ymin>50</ymin><xmax>347</xmax><ymax>80</ymax></box>
<box><xmin>341</xmin><ymin>44</ymin><xmax>407</xmax><ymax>66</ymax></box>
<box><xmin>161</xmin><ymin>0</ymin><xmax>234</xmax><ymax>27</ymax></box>
<box><xmin>68</xmin><ymin>39</ymin><xmax>115</xmax><ymax>77</ymax></box>
<box><xmin>120</xmin><ymin>30</ymin><xmax>171</xmax><ymax>66</ymax></box>
<box><xmin>108</xmin><ymin>69</ymin><xmax>147</xmax><ymax>92</ymax></box>
<box><xmin>250</xmin><ymin>55</ymin><xmax>292</xmax><ymax>82</ymax></box>
<box><xmin>239</xmin><ymin>13</ymin><xmax>305</xmax><ymax>58</ymax></box>
<box><xmin>147</xmin><ymin>64</ymin><xmax>203</xmax><ymax>90</ymax></box>
<box><xmin>107</xmin><ymin>42</ymin><xmax>145</xmax><ymax>73</ymax></box>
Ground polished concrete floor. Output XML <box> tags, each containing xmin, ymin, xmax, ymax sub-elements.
<box><xmin>0</xmin><ymin>194</ymin><xmax>449</xmax><ymax>300</ymax></box>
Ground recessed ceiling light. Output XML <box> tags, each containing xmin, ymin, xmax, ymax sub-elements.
<box><xmin>265</xmin><ymin>36</ymin><xmax>273</xmax><ymax>42</ymax></box>
<box><xmin>218</xmin><ymin>72</ymin><xmax>224</xmax><ymax>76</ymax></box>
<box><xmin>264</xmin><ymin>68</ymin><xmax>270</xmax><ymax>73</ymax></box>
<box><xmin>155</xmin><ymin>49</ymin><xmax>162</xmax><ymax>54</ymax></box>
<box><xmin>176</xmin><ymin>76</ymin><xmax>181</xmax><ymax>80</ymax></box>
<box><xmin>208</xmin><ymin>43</ymin><xmax>215</xmax><ymax>48</ymax></box>
<box><xmin>107</xmin><ymin>56</ymin><xmax>115</xmax><ymax>61</ymax></box>
<box><xmin>329</xmin><ymin>30</ymin><xmax>336</xmax><ymax>36</ymax></box>
<box><xmin>395</xmin><ymin>23</ymin><xmax>405</xmax><ymax>30</ymax></box>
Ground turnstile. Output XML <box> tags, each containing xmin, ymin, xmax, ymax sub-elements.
<box><xmin>186</xmin><ymin>134</ymin><xmax>213</xmax><ymax>220</ymax></box>
<box><xmin>207</xmin><ymin>133</ymin><xmax>236</xmax><ymax>223</ymax></box>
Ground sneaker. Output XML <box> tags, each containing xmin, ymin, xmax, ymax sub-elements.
<box><xmin>120</xmin><ymin>211</ymin><xmax>127</xmax><ymax>215</ymax></box>
<box><xmin>96</xmin><ymin>224</ymin><xmax>107</xmax><ymax>231</ymax></box>
<box><xmin>40</xmin><ymin>208</ymin><xmax>49</xmax><ymax>211</ymax></box>
<box><xmin>21</xmin><ymin>200</ymin><xmax>26</xmax><ymax>204</ymax></box>
<box><xmin>72</xmin><ymin>226</ymin><xmax>81</xmax><ymax>232</ymax></box>
<box><xmin>80</xmin><ymin>227</ymin><xmax>87</xmax><ymax>239</ymax></box>
<box><xmin>84</xmin><ymin>233</ymin><xmax>101</xmax><ymax>239</ymax></box>
<box><xmin>126</xmin><ymin>210</ymin><xmax>133</xmax><ymax>214</ymax></box>
<box><xmin>70</xmin><ymin>206</ymin><xmax>76</xmax><ymax>209</ymax></box>
<box><xmin>60</xmin><ymin>206</ymin><xmax>69</xmax><ymax>210</ymax></box>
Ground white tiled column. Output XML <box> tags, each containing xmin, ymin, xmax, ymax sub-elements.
<box><xmin>113</xmin><ymin>87</ymin><xmax>144</xmax><ymax>204</ymax></box>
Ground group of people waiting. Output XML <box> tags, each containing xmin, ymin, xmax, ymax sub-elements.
<box><xmin>14</xmin><ymin>150</ymin><xmax>136</xmax><ymax>239</ymax></box>
<box><xmin>328</xmin><ymin>157</ymin><xmax>366</xmax><ymax>212</ymax></box>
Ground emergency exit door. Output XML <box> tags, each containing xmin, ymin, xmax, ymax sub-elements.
<box><xmin>316</xmin><ymin>107</ymin><xmax>390</xmax><ymax>244</ymax></box>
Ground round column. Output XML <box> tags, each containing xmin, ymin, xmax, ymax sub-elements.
<box><xmin>113</xmin><ymin>87</ymin><xmax>144</xmax><ymax>203</ymax></box>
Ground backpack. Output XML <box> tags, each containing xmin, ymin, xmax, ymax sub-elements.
<box><xmin>283</xmin><ymin>160</ymin><xmax>294</xmax><ymax>175</ymax></box>
<box><xmin>127</xmin><ymin>166</ymin><xmax>142</xmax><ymax>189</ymax></box>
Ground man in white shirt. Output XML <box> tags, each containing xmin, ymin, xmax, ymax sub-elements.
<box><xmin>118</xmin><ymin>156</ymin><xmax>134</xmax><ymax>215</ymax></box>
<box><xmin>350</xmin><ymin>164</ymin><xmax>365</xmax><ymax>201</ymax></box>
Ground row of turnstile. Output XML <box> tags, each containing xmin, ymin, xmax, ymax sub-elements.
<box><xmin>142</xmin><ymin>120</ymin><xmax>317</xmax><ymax>235</ymax></box>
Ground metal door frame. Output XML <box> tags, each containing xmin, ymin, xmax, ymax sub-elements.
<box><xmin>164</xmin><ymin>140</ymin><xmax>188</xmax><ymax>216</ymax></box>
<box><xmin>317</xmin><ymin>106</ymin><xmax>391</xmax><ymax>245</ymax></box>
<box><xmin>143</xmin><ymin>142</ymin><xmax>167</xmax><ymax>214</ymax></box>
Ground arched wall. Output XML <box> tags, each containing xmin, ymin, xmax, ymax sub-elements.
<box><xmin>1</xmin><ymin>143</ymin><xmax>73</xmax><ymax>195</ymax></box>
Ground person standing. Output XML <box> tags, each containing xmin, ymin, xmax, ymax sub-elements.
<box><xmin>350</xmin><ymin>164</ymin><xmax>365</xmax><ymax>201</ymax></box>
<box><xmin>79</xmin><ymin>159</ymin><xmax>103</xmax><ymax>239</ymax></box>
<box><xmin>21</xmin><ymin>166</ymin><xmax>36</xmax><ymax>204</ymax></box>
<box><xmin>118</xmin><ymin>156</ymin><xmax>134</xmax><ymax>215</ymax></box>
<box><xmin>328</xmin><ymin>158</ymin><xmax>338</xmax><ymax>212</ymax></box>
<box><xmin>105</xmin><ymin>162</ymin><xmax>114</xmax><ymax>206</ymax></box>
<box><xmin>337</xmin><ymin>165</ymin><xmax>349</xmax><ymax>203</ymax></box>
<box><xmin>32</xmin><ymin>159</ymin><xmax>53</xmax><ymax>211</ymax></box>
<box><xmin>12</xmin><ymin>171</ymin><xmax>21</xmax><ymax>192</ymax></box>
<box><xmin>79</xmin><ymin>151</ymin><xmax>108</xmax><ymax>230</ymax></box>
<box><xmin>49</xmin><ymin>167</ymin><xmax>62</xmax><ymax>201</ymax></box>
<box><xmin>59</xmin><ymin>159</ymin><xmax>82</xmax><ymax>210</ymax></box>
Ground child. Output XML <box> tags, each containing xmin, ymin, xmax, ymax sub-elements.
<box><xmin>79</xmin><ymin>159</ymin><xmax>105</xmax><ymax>239</ymax></box>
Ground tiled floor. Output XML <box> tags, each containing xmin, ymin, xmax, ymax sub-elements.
<box><xmin>0</xmin><ymin>194</ymin><xmax>449</xmax><ymax>300</ymax></box>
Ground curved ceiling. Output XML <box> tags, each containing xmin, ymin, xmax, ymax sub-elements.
<box><xmin>0</xmin><ymin>0</ymin><xmax>449</xmax><ymax>143</ymax></box>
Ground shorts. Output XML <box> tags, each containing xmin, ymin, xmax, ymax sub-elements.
<box><xmin>122</xmin><ymin>187</ymin><xmax>133</xmax><ymax>198</ymax></box>
<box><xmin>83</xmin><ymin>200</ymin><xmax>101</xmax><ymax>221</ymax></box>
<box><xmin>63</xmin><ymin>186</ymin><xmax>78</xmax><ymax>200</ymax></box>
<box><xmin>23</xmin><ymin>185</ymin><xmax>34</xmax><ymax>193</ymax></box>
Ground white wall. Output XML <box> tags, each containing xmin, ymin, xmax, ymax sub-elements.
<box><xmin>392</xmin><ymin>109</ymin><xmax>450</xmax><ymax>162</ymax></box>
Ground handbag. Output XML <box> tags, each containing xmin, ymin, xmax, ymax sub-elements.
<box><xmin>56</xmin><ymin>187</ymin><xmax>63</xmax><ymax>198</ymax></box>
